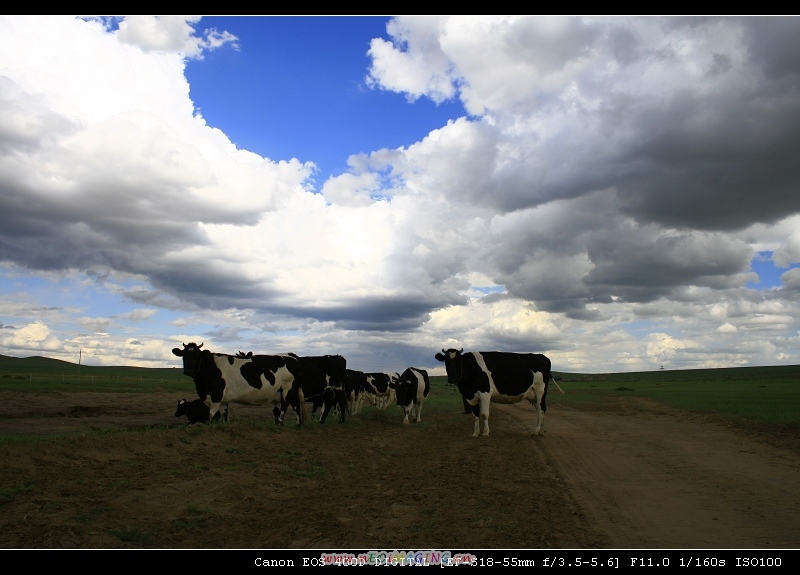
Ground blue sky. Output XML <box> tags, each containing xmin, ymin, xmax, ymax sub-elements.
<box><xmin>1</xmin><ymin>16</ymin><xmax>799</xmax><ymax>374</ymax></box>
<box><xmin>184</xmin><ymin>17</ymin><xmax>466</xmax><ymax>182</ymax></box>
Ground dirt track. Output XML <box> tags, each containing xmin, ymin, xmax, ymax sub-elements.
<box><xmin>0</xmin><ymin>391</ymin><xmax>798</xmax><ymax>549</ymax></box>
<box><xmin>496</xmin><ymin>400</ymin><xmax>800</xmax><ymax>549</ymax></box>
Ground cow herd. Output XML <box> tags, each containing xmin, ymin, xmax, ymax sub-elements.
<box><xmin>171</xmin><ymin>343</ymin><xmax>430</xmax><ymax>429</ymax></box>
<box><xmin>172</xmin><ymin>343</ymin><xmax>562</xmax><ymax>437</ymax></box>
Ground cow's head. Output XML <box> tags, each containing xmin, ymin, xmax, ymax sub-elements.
<box><xmin>235</xmin><ymin>350</ymin><xmax>253</xmax><ymax>359</ymax></box>
<box><xmin>434</xmin><ymin>348</ymin><xmax>464</xmax><ymax>384</ymax></box>
<box><xmin>171</xmin><ymin>342</ymin><xmax>205</xmax><ymax>376</ymax></box>
<box><xmin>174</xmin><ymin>398</ymin><xmax>189</xmax><ymax>417</ymax></box>
<box><xmin>394</xmin><ymin>377</ymin><xmax>414</xmax><ymax>406</ymax></box>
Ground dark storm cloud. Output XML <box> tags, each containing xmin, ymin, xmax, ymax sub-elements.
<box><xmin>429</xmin><ymin>18</ymin><xmax>800</xmax><ymax>236</ymax></box>
<box><xmin>146</xmin><ymin>264</ymin><xmax>287</xmax><ymax>312</ymax></box>
<box><xmin>271</xmin><ymin>292</ymin><xmax>467</xmax><ymax>332</ymax></box>
<box><xmin>611</xmin><ymin>87</ymin><xmax>800</xmax><ymax>231</ymax></box>
<box><xmin>740</xmin><ymin>17</ymin><xmax>800</xmax><ymax>81</ymax></box>
<box><xmin>582</xmin><ymin>231</ymin><xmax>753</xmax><ymax>301</ymax></box>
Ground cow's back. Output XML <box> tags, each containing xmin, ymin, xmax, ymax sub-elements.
<box><xmin>473</xmin><ymin>352</ymin><xmax>551</xmax><ymax>397</ymax></box>
<box><xmin>217</xmin><ymin>354</ymin><xmax>298</xmax><ymax>404</ymax></box>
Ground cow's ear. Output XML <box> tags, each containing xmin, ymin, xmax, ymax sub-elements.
<box><xmin>435</xmin><ymin>353</ymin><xmax>445</xmax><ymax>362</ymax></box>
<box><xmin>172</xmin><ymin>348</ymin><xmax>183</xmax><ymax>357</ymax></box>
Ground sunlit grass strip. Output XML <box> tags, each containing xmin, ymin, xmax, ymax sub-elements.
<box><xmin>554</xmin><ymin>367</ymin><xmax>800</xmax><ymax>427</ymax></box>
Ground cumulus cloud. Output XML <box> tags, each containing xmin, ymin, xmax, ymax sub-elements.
<box><xmin>781</xmin><ymin>268</ymin><xmax>800</xmax><ymax>291</ymax></box>
<box><xmin>1</xmin><ymin>16</ymin><xmax>799</xmax><ymax>372</ymax></box>
<box><xmin>0</xmin><ymin>321</ymin><xmax>61</xmax><ymax>353</ymax></box>
<box><xmin>107</xmin><ymin>16</ymin><xmax>239</xmax><ymax>59</ymax></box>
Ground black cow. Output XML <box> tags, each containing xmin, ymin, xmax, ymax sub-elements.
<box><xmin>434</xmin><ymin>348</ymin><xmax>559</xmax><ymax>437</ymax></box>
<box><xmin>394</xmin><ymin>367</ymin><xmax>430</xmax><ymax>424</ymax></box>
<box><xmin>172</xmin><ymin>342</ymin><xmax>303</xmax><ymax>424</ymax></box>
<box><xmin>174</xmin><ymin>398</ymin><xmax>212</xmax><ymax>424</ymax></box>
<box><xmin>289</xmin><ymin>354</ymin><xmax>349</xmax><ymax>424</ymax></box>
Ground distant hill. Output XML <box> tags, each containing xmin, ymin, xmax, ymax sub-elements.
<box><xmin>0</xmin><ymin>353</ymin><xmax>179</xmax><ymax>378</ymax></box>
<box><xmin>0</xmin><ymin>354</ymin><xmax>79</xmax><ymax>372</ymax></box>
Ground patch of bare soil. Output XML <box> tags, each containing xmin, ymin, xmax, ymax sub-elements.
<box><xmin>0</xmin><ymin>391</ymin><xmax>798</xmax><ymax>549</ymax></box>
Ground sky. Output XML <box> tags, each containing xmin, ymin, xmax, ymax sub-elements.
<box><xmin>1</xmin><ymin>16</ymin><xmax>800</xmax><ymax>375</ymax></box>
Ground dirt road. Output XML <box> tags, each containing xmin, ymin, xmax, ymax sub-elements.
<box><xmin>0</xmin><ymin>391</ymin><xmax>798</xmax><ymax>549</ymax></box>
<box><xmin>495</xmin><ymin>399</ymin><xmax>800</xmax><ymax>549</ymax></box>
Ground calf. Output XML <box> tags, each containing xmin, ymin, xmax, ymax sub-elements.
<box><xmin>174</xmin><ymin>398</ymin><xmax>210</xmax><ymax>424</ymax></box>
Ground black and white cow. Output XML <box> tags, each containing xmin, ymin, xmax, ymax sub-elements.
<box><xmin>172</xmin><ymin>342</ymin><xmax>303</xmax><ymax>424</ymax></box>
<box><xmin>434</xmin><ymin>348</ymin><xmax>560</xmax><ymax>437</ymax></box>
<box><xmin>174</xmin><ymin>398</ymin><xmax>212</xmax><ymax>424</ymax></box>
<box><xmin>289</xmin><ymin>354</ymin><xmax>349</xmax><ymax>424</ymax></box>
<box><xmin>362</xmin><ymin>372</ymin><xmax>398</xmax><ymax>411</ymax></box>
<box><xmin>394</xmin><ymin>367</ymin><xmax>430</xmax><ymax>424</ymax></box>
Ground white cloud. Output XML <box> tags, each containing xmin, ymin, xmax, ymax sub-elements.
<box><xmin>122</xmin><ymin>309</ymin><xmax>157</xmax><ymax>322</ymax></box>
<box><xmin>1</xmin><ymin>17</ymin><xmax>800</xmax><ymax>373</ymax></box>
<box><xmin>367</xmin><ymin>16</ymin><xmax>455</xmax><ymax>104</ymax></box>
<box><xmin>780</xmin><ymin>268</ymin><xmax>800</xmax><ymax>291</ymax></box>
<box><xmin>113</xmin><ymin>16</ymin><xmax>238</xmax><ymax>59</ymax></box>
<box><xmin>0</xmin><ymin>321</ymin><xmax>61</xmax><ymax>352</ymax></box>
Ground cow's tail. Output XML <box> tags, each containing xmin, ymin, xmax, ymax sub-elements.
<box><xmin>550</xmin><ymin>375</ymin><xmax>565</xmax><ymax>394</ymax></box>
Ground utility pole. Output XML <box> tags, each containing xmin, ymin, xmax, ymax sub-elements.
<box><xmin>78</xmin><ymin>349</ymin><xmax>82</xmax><ymax>375</ymax></box>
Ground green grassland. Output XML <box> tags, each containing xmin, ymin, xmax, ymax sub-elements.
<box><xmin>552</xmin><ymin>365</ymin><xmax>800</xmax><ymax>427</ymax></box>
<box><xmin>1</xmin><ymin>353</ymin><xmax>798</xmax><ymax>428</ymax></box>
<box><xmin>0</xmin><ymin>353</ymin><xmax>187</xmax><ymax>393</ymax></box>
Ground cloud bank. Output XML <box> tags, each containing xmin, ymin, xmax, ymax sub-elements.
<box><xmin>1</xmin><ymin>16</ymin><xmax>799</xmax><ymax>373</ymax></box>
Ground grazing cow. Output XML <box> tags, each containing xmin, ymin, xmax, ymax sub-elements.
<box><xmin>289</xmin><ymin>354</ymin><xmax>349</xmax><ymax>424</ymax></box>
<box><xmin>434</xmin><ymin>348</ymin><xmax>561</xmax><ymax>437</ymax></box>
<box><xmin>394</xmin><ymin>367</ymin><xmax>430</xmax><ymax>424</ymax></box>
<box><xmin>174</xmin><ymin>398</ymin><xmax>213</xmax><ymax>424</ymax></box>
<box><xmin>362</xmin><ymin>372</ymin><xmax>398</xmax><ymax>411</ymax></box>
<box><xmin>172</xmin><ymin>342</ymin><xmax>302</xmax><ymax>424</ymax></box>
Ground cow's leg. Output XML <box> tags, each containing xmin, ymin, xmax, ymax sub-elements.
<box><xmin>315</xmin><ymin>398</ymin><xmax>323</xmax><ymax>422</ymax></box>
<box><xmin>208</xmin><ymin>387</ymin><xmax>225</xmax><ymax>423</ymax></box>
<box><xmin>532</xmin><ymin>371</ymin><xmax>546</xmax><ymax>436</ymax></box>
<box><xmin>287</xmin><ymin>386</ymin><xmax>305</xmax><ymax>426</ymax></box>
<box><xmin>480</xmin><ymin>394</ymin><xmax>492</xmax><ymax>436</ymax></box>
<box><xmin>319</xmin><ymin>389</ymin><xmax>336</xmax><ymax>423</ymax></box>
<box><xmin>209</xmin><ymin>403</ymin><xmax>222</xmax><ymax>423</ymax></box>
<box><xmin>415</xmin><ymin>402</ymin><xmax>423</xmax><ymax>423</ymax></box>
<box><xmin>402</xmin><ymin>405</ymin><xmax>411</xmax><ymax>425</ymax></box>
<box><xmin>465</xmin><ymin>396</ymin><xmax>481</xmax><ymax>436</ymax></box>
<box><xmin>335</xmin><ymin>389</ymin><xmax>348</xmax><ymax>423</ymax></box>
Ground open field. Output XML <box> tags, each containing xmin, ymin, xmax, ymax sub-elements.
<box><xmin>1</xmin><ymin>356</ymin><xmax>799</xmax><ymax>549</ymax></box>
